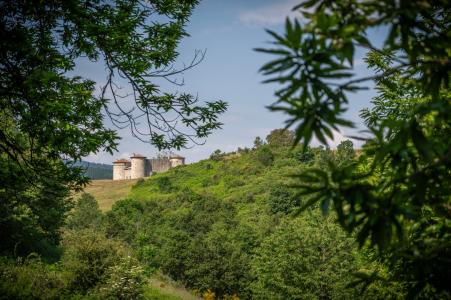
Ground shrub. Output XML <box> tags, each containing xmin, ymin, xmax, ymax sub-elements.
<box><xmin>153</xmin><ymin>176</ymin><xmax>174</xmax><ymax>193</ymax></box>
<box><xmin>0</xmin><ymin>255</ymin><xmax>70</xmax><ymax>299</ymax></box>
<box><xmin>256</xmin><ymin>145</ymin><xmax>274</xmax><ymax>166</ymax></box>
<box><xmin>61</xmin><ymin>229</ymin><xmax>128</xmax><ymax>293</ymax></box>
<box><xmin>95</xmin><ymin>256</ymin><xmax>145</xmax><ymax>300</ymax></box>
<box><xmin>268</xmin><ymin>185</ymin><xmax>300</xmax><ymax>214</ymax></box>
<box><xmin>0</xmin><ymin>234</ymin><xmax>147</xmax><ymax>299</ymax></box>
<box><xmin>292</xmin><ymin>147</ymin><xmax>315</xmax><ymax>164</ymax></box>
<box><xmin>223</xmin><ymin>176</ymin><xmax>245</xmax><ymax>189</ymax></box>
<box><xmin>201</xmin><ymin>176</ymin><xmax>220</xmax><ymax>187</ymax></box>
<box><xmin>132</xmin><ymin>178</ymin><xmax>146</xmax><ymax>189</ymax></box>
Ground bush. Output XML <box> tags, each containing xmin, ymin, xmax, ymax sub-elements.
<box><xmin>0</xmin><ymin>255</ymin><xmax>70</xmax><ymax>299</ymax></box>
<box><xmin>132</xmin><ymin>178</ymin><xmax>146</xmax><ymax>189</ymax></box>
<box><xmin>95</xmin><ymin>256</ymin><xmax>145</xmax><ymax>300</ymax></box>
<box><xmin>0</xmin><ymin>232</ymin><xmax>147</xmax><ymax>299</ymax></box>
<box><xmin>61</xmin><ymin>229</ymin><xmax>128</xmax><ymax>293</ymax></box>
<box><xmin>223</xmin><ymin>176</ymin><xmax>245</xmax><ymax>189</ymax></box>
<box><xmin>292</xmin><ymin>147</ymin><xmax>315</xmax><ymax>164</ymax></box>
<box><xmin>153</xmin><ymin>176</ymin><xmax>174</xmax><ymax>193</ymax></box>
<box><xmin>256</xmin><ymin>145</ymin><xmax>274</xmax><ymax>166</ymax></box>
<box><xmin>268</xmin><ymin>185</ymin><xmax>300</xmax><ymax>214</ymax></box>
<box><xmin>201</xmin><ymin>176</ymin><xmax>220</xmax><ymax>187</ymax></box>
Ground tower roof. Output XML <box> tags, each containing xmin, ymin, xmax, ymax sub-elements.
<box><xmin>113</xmin><ymin>159</ymin><xmax>130</xmax><ymax>164</ymax></box>
<box><xmin>131</xmin><ymin>153</ymin><xmax>146</xmax><ymax>158</ymax></box>
<box><xmin>170</xmin><ymin>154</ymin><xmax>185</xmax><ymax>159</ymax></box>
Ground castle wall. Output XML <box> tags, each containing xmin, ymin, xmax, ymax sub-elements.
<box><xmin>145</xmin><ymin>159</ymin><xmax>152</xmax><ymax>177</ymax></box>
<box><xmin>114</xmin><ymin>155</ymin><xmax>184</xmax><ymax>180</ymax></box>
<box><xmin>150</xmin><ymin>158</ymin><xmax>171</xmax><ymax>173</ymax></box>
<box><xmin>113</xmin><ymin>163</ymin><xmax>125</xmax><ymax>180</ymax></box>
<box><xmin>124</xmin><ymin>168</ymin><xmax>131</xmax><ymax>179</ymax></box>
<box><xmin>131</xmin><ymin>157</ymin><xmax>146</xmax><ymax>179</ymax></box>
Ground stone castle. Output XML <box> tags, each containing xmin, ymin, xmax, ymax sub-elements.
<box><xmin>113</xmin><ymin>153</ymin><xmax>185</xmax><ymax>180</ymax></box>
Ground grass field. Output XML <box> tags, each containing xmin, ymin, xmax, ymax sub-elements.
<box><xmin>145</xmin><ymin>274</ymin><xmax>201</xmax><ymax>300</ymax></box>
<box><xmin>82</xmin><ymin>179</ymin><xmax>137</xmax><ymax>211</ymax></box>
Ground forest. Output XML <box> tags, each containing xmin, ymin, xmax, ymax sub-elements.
<box><xmin>0</xmin><ymin>0</ymin><xmax>449</xmax><ymax>299</ymax></box>
<box><xmin>70</xmin><ymin>161</ymin><xmax>113</xmax><ymax>180</ymax></box>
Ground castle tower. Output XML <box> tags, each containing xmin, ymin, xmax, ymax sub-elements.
<box><xmin>113</xmin><ymin>159</ymin><xmax>130</xmax><ymax>180</ymax></box>
<box><xmin>130</xmin><ymin>153</ymin><xmax>146</xmax><ymax>179</ymax></box>
<box><xmin>169</xmin><ymin>154</ymin><xmax>185</xmax><ymax>168</ymax></box>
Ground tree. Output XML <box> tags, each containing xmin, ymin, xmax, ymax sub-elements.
<box><xmin>266</xmin><ymin>128</ymin><xmax>295</xmax><ymax>148</ymax></box>
<box><xmin>257</xmin><ymin>0</ymin><xmax>449</xmax><ymax>147</ymax></box>
<box><xmin>1</xmin><ymin>0</ymin><xmax>227</xmax><ymax>155</ymax></box>
<box><xmin>65</xmin><ymin>193</ymin><xmax>103</xmax><ymax>230</ymax></box>
<box><xmin>0</xmin><ymin>117</ymin><xmax>76</xmax><ymax>257</ymax></box>
<box><xmin>253</xmin><ymin>136</ymin><xmax>264</xmax><ymax>149</ymax></box>
<box><xmin>0</xmin><ymin>0</ymin><xmax>226</xmax><ymax>256</ymax></box>
<box><xmin>257</xmin><ymin>1</ymin><xmax>450</xmax><ymax>297</ymax></box>
<box><xmin>335</xmin><ymin>140</ymin><xmax>355</xmax><ymax>166</ymax></box>
<box><xmin>251</xmin><ymin>217</ymin><xmax>362</xmax><ymax>300</ymax></box>
<box><xmin>209</xmin><ymin>149</ymin><xmax>224</xmax><ymax>161</ymax></box>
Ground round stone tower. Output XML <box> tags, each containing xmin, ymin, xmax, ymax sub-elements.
<box><xmin>113</xmin><ymin>159</ymin><xmax>129</xmax><ymax>180</ymax></box>
<box><xmin>169</xmin><ymin>154</ymin><xmax>185</xmax><ymax>168</ymax></box>
<box><xmin>130</xmin><ymin>153</ymin><xmax>146</xmax><ymax>179</ymax></box>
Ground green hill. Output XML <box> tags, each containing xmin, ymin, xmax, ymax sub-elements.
<box><xmin>102</xmin><ymin>138</ymin><xmax>403</xmax><ymax>299</ymax></box>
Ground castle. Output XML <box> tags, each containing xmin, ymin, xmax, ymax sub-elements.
<box><xmin>113</xmin><ymin>153</ymin><xmax>185</xmax><ymax>180</ymax></box>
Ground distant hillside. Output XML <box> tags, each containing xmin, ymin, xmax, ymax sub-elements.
<box><xmin>72</xmin><ymin>161</ymin><xmax>113</xmax><ymax>180</ymax></box>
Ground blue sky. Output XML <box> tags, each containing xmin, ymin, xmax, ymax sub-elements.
<box><xmin>84</xmin><ymin>0</ymin><xmax>384</xmax><ymax>164</ymax></box>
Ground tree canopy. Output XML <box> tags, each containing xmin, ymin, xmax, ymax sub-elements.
<box><xmin>258</xmin><ymin>0</ymin><xmax>450</xmax><ymax>297</ymax></box>
<box><xmin>0</xmin><ymin>0</ymin><xmax>226</xmax><ymax>257</ymax></box>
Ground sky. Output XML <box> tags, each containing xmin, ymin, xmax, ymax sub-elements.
<box><xmin>83</xmin><ymin>0</ymin><xmax>385</xmax><ymax>164</ymax></box>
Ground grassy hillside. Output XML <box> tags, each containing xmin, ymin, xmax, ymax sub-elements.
<box><xmin>145</xmin><ymin>274</ymin><xmax>201</xmax><ymax>300</ymax></box>
<box><xmin>83</xmin><ymin>179</ymin><xmax>138</xmax><ymax>211</ymax></box>
<box><xmin>103</xmin><ymin>141</ymin><xmax>403</xmax><ymax>299</ymax></box>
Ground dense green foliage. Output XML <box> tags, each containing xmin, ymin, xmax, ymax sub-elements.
<box><xmin>258</xmin><ymin>1</ymin><xmax>450</xmax><ymax>297</ymax></box>
<box><xmin>102</xmin><ymin>137</ymin><xmax>402</xmax><ymax>299</ymax></box>
<box><xmin>0</xmin><ymin>139</ymin><xmax>73</xmax><ymax>258</ymax></box>
<box><xmin>66</xmin><ymin>193</ymin><xmax>103</xmax><ymax>230</ymax></box>
<box><xmin>0</xmin><ymin>0</ymin><xmax>227</xmax><ymax>258</ymax></box>
<box><xmin>2</xmin><ymin>0</ymin><xmax>449</xmax><ymax>298</ymax></box>
<box><xmin>0</xmin><ymin>195</ymin><xmax>145</xmax><ymax>299</ymax></box>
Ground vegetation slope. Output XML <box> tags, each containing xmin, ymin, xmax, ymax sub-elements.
<box><xmin>102</xmin><ymin>131</ymin><xmax>404</xmax><ymax>299</ymax></box>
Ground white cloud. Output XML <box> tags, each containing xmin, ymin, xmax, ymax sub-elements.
<box><xmin>238</xmin><ymin>0</ymin><xmax>303</xmax><ymax>26</ymax></box>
